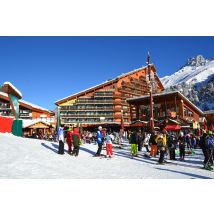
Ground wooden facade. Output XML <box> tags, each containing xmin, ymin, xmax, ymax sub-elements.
<box><xmin>23</xmin><ymin>121</ymin><xmax>54</xmax><ymax>137</ymax></box>
<box><xmin>55</xmin><ymin>65</ymin><xmax>164</xmax><ymax>128</ymax></box>
<box><xmin>127</xmin><ymin>91</ymin><xmax>204</xmax><ymax>130</ymax></box>
<box><xmin>0</xmin><ymin>91</ymin><xmax>55</xmax><ymax>137</ymax></box>
<box><xmin>0</xmin><ymin>92</ymin><xmax>54</xmax><ymax>119</ymax></box>
<box><xmin>204</xmin><ymin>110</ymin><xmax>214</xmax><ymax>130</ymax></box>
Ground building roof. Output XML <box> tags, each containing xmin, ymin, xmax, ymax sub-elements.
<box><xmin>3</xmin><ymin>82</ymin><xmax>22</xmax><ymax>99</ymax></box>
<box><xmin>0</xmin><ymin>91</ymin><xmax>9</xmax><ymax>98</ymax></box>
<box><xmin>20</xmin><ymin>100</ymin><xmax>51</xmax><ymax>113</ymax></box>
<box><xmin>22</xmin><ymin>119</ymin><xmax>50</xmax><ymax>128</ymax></box>
<box><xmin>0</xmin><ymin>91</ymin><xmax>53</xmax><ymax>114</ymax></box>
<box><xmin>204</xmin><ymin>110</ymin><xmax>214</xmax><ymax>115</ymax></box>
<box><xmin>55</xmin><ymin>64</ymin><xmax>164</xmax><ymax>105</ymax></box>
<box><xmin>127</xmin><ymin>90</ymin><xmax>204</xmax><ymax>116</ymax></box>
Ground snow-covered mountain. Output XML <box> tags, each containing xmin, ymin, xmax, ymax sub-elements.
<box><xmin>161</xmin><ymin>55</ymin><xmax>214</xmax><ymax>111</ymax></box>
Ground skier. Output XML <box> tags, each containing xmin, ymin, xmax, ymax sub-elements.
<box><xmin>178</xmin><ymin>135</ymin><xmax>185</xmax><ymax>161</ymax></box>
<box><xmin>207</xmin><ymin>130</ymin><xmax>214</xmax><ymax>166</ymax></box>
<box><xmin>66</xmin><ymin>127</ymin><xmax>73</xmax><ymax>154</ymax></box>
<box><xmin>143</xmin><ymin>132</ymin><xmax>151</xmax><ymax>153</ymax></box>
<box><xmin>185</xmin><ymin>133</ymin><xmax>191</xmax><ymax>150</ymax></box>
<box><xmin>105</xmin><ymin>131</ymin><xmax>113</xmax><ymax>158</ymax></box>
<box><xmin>130</xmin><ymin>130</ymin><xmax>139</xmax><ymax>157</ymax></box>
<box><xmin>71</xmin><ymin>127</ymin><xmax>81</xmax><ymax>157</ymax></box>
<box><xmin>149</xmin><ymin>131</ymin><xmax>157</xmax><ymax>157</ymax></box>
<box><xmin>156</xmin><ymin>133</ymin><xmax>166</xmax><ymax>164</ymax></box>
<box><xmin>167</xmin><ymin>134</ymin><xmax>176</xmax><ymax>160</ymax></box>
<box><xmin>137</xmin><ymin>130</ymin><xmax>143</xmax><ymax>152</ymax></box>
<box><xmin>94</xmin><ymin>126</ymin><xmax>103</xmax><ymax>157</ymax></box>
<box><xmin>57</xmin><ymin>124</ymin><xmax>65</xmax><ymax>155</ymax></box>
<box><xmin>201</xmin><ymin>130</ymin><xmax>214</xmax><ymax>170</ymax></box>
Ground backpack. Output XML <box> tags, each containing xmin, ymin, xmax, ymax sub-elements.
<box><xmin>157</xmin><ymin>137</ymin><xmax>164</xmax><ymax>148</ymax></box>
<box><xmin>72</xmin><ymin>134</ymin><xmax>80</xmax><ymax>146</ymax></box>
<box><xmin>206</xmin><ymin>136</ymin><xmax>214</xmax><ymax>149</ymax></box>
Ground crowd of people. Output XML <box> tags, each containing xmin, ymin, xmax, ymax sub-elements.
<box><xmin>128</xmin><ymin>128</ymin><xmax>214</xmax><ymax>169</ymax></box>
<box><xmin>56</xmin><ymin>124</ymin><xmax>214</xmax><ymax>170</ymax></box>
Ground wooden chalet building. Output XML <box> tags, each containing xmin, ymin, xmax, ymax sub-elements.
<box><xmin>0</xmin><ymin>89</ymin><xmax>55</xmax><ymax>137</ymax></box>
<box><xmin>127</xmin><ymin>91</ymin><xmax>204</xmax><ymax>131</ymax></box>
<box><xmin>204</xmin><ymin>110</ymin><xmax>214</xmax><ymax>131</ymax></box>
<box><xmin>0</xmin><ymin>91</ymin><xmax>54</xmax><ymax>120</ymax></box>
<box><xmin>55</xmin><ymin>65</ymin><xmax>164</xmax><ymax>129</ymax></box>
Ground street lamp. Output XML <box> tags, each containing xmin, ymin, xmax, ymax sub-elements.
<box><xmin>146</xmin><ymin>52</ymin><xmax>155</xmax><ymax>132</ymax></box>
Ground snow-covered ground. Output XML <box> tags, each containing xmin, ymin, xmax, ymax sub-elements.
<box><xmin>0</xmin><ymin>133</ymin><xmax>213</xmax><ymax>179</ymax></box>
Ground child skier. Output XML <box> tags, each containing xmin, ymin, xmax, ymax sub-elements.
<box><xmin>150</xmin><ymin>132</ymin><xmax>157</xmax><ymax>157</ymax></box>
<box><xmin>105</xmin><ymin>131</ymin><xmax>113</xmax><ymax>158</ymax></box>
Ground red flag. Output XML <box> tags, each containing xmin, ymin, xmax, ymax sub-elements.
<box><xmin>204</xmin><ymin>123</ymin><xmax>208</xmax><ymax>132</ymax></box>
<box><xmin>211</xmin><ymin>124</ymin><xmax>214</xmax><ymax>132</ymax></box>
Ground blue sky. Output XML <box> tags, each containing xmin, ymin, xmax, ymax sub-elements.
<box><xmin>0</xmin><ymin>36</ymin><xmax>214</xmax><ymax>110</ymax></box>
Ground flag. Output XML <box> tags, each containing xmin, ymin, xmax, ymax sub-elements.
<box><xmin>211</xmin><ymin>124</ymin><xmax>214</xmax><ymax>132</ymax></box>
<box><xmin>204</xmin><ymin>122</ymin><xmax>208</xmax><ymax>132</ymax></box>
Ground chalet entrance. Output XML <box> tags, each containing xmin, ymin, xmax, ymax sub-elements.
<box><xmin>23</xmin><ymin>120</ymin><xmax>53</xmax><ymax>138</ymax></box>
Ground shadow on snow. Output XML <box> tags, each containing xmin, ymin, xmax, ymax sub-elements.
<box><xmin>114</xmin><ymin>150</ymin><xmax>206</xmax><ymax>171</ymax></box>
<box><xmin>41</xmin><ymin>142</ymin><xmax>96</xmax><ymax>156</ymax></box>
<box><xmin>41</xmin><ymin>142</ymin><xmax>58</xmax><ymax>154</ymax></box>
<box><xmin>155</xmin><ymin>167</ymin><xmax>213</xmax><ymax>179</ymax></box>
<box><xmin>80</xmin><ymin>146</ymin><xmax>96</xmax><ymax>155</ymax></box>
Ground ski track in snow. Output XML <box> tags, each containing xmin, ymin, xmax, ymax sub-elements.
<box><xmin>0</xmin><ymin>133</ymin><xmax>213</xmax><ymax>179</ymax></box>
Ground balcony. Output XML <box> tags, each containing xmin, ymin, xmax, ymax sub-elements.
<box><xmin>118</xmin><ymin>88</ymin><xmax>142</xmax><ymax>96</ymax></box>
<box><xmin>60</xmin><ymin>107</ymin><xmax>114</xmax><ymax>112</ymax></box>
<box><xmin>113</xmin><ymin>106</ymin><xmax>122</xmax><ymax>111</ymax></box>
<box><xmin>0</xmin><ymin>107</ymin><xmax>11</xmax><ymax>110</ymax></box>
<box><xmin>93</xmin><ymin>93</ymin><xmax>114</xmax><ymax>98</ymax></box>
<box><xmin>76</xmin><ymin>100</ymin><xmax>113</xmax><ymax>104</ymax></box>
<box><xmin>61</xmin><ymin>114</ymin><xmax>114</xmax><ymax>118</ymax></box>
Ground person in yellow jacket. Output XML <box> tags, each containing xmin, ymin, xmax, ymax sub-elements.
<box><xmin>156</xmin><ymin>132</ymin><xmax>167</xmax><ymax>164</ymax></box>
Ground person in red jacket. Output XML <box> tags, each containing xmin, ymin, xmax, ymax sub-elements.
<box><xmin>66</xmin><ymin>127</ymin><xmax>73</xmax><ymax>154</ymax></box>
<box><xmin>71</xmin><ymin>127</ymin><xmax>81</xmax><ymax>157</ymax></box>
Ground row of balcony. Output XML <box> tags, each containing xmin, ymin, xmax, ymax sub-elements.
<box><xmin>60</xmin><ymin>106</ymin><xmax>124</xmax><ymax>112</ymax></box>
<box><xmin>118</xmin><ymin>88</ymin><xmax>142</xmax><ymax>96</ymax></box>
<box><xmin>123</xmin><ymin>84</ymin><xmax>147</xmax><ymax>92</ymax></box>
<box><xmin>61</xmin><ymin>114</ymin><xmax>130</xmax><ymax>119</ymax></box>
<box><xmin>75</xmin><ymin>100</ymin><xmax>129</xmax><ymax>105</ymax></box>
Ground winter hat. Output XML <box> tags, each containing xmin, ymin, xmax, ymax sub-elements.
<box><xmin>98</xmin><ymin>126</ymin><xmax>102</xmax><ymax>130</ymax></box>
<box><xmin>208</xmin><ymin>130</ymin><xmax>213</xmax><ymax>135</ymax></box>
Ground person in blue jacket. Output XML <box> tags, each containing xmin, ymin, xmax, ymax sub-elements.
<box><xmin>94</xmin><ymin>126</ymin><xmax>103</xmax><ymax>157</ymax></box>
<box><xmin>57</xmin><ymin>124</ymin><xmax>65</xmax><ymax>154</ymax></box>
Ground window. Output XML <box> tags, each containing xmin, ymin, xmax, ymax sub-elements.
<box><xmin>184</xmin><ymin>107</ymin><xmax>194</xmax><ymax>117</ymax></box>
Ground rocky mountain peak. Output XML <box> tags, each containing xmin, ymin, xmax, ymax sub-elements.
<box><xmin>186</xmin><ymin>55</ymin><xmax>206</xmax><ymax>67</ymax></box>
